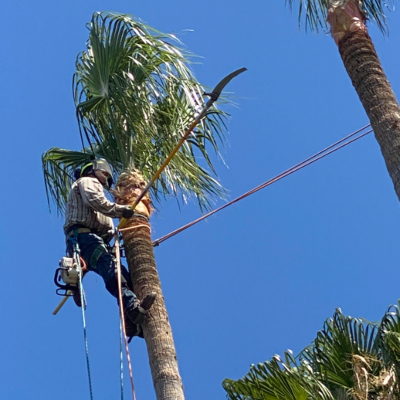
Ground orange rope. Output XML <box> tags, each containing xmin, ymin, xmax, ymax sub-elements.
<box><xmin>119</xmin><ymin>224</ymin><xmax>151</xmax><ymax>233</ymax></box>
<box><xmin>115</xmin><ymin>231</ymin><xmax>136</xmax><ymax>400</ymax></box>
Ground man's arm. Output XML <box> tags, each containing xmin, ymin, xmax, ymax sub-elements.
<box><xmin>78</xmin><ymin>177</ymin><xmax>130</xmax><ymax>218</ymax></box>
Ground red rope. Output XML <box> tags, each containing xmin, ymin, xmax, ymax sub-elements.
<box><xmin>153</xmin><ymin>125</ymin><xmax>372</xmax><ymax>247</ymax></box>
<box><xmin>115</xmin><ymin>232</ymin><xmax>137</xmax><ymax>400</ymax></box>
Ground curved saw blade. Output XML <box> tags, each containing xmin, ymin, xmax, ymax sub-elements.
<box><xmin>209</xmin><ymin>67</ymin><xmax>247</xmax><ymax>101</ymax></box>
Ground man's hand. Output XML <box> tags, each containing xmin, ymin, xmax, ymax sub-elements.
<box><xmin>122</xmin><ymin>207</ymin><xmax>134</xmax><ymax>219</ymax></box>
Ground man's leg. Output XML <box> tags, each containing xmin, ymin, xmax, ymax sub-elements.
<box><xmin>120</xmin><ymin>264</ymin><xmax>132</xmax><ymax>288</ymax></box>
<box><xmin>77</xmin><ymin>233</ymin><xmax>136</xmax><ymax>306</ymax></box>
<box><xmin>77</xmin><ymin>233</ymin><xmax>155</xmax><ymax>327</ymax></box>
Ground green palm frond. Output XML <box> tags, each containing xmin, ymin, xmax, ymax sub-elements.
<box><xmin>223</xmin><ymin>350</ymin><xmax>334</xmax><ymax>400</ymax></box>
<box><xmin>378</xmin><ymin>302</ymin><xmax>400</xmax><ymax>388</ymax></box>
<box><xmin>42</xmin><ymin>147</ymin><xmax>105</xmax><ymax>213</ymax></box>
<box><xmin>301</xmin><ymin>308</ymin><xmax>380</xmax><ymax>391</ymax></box>
<box><xmin>223</xmin><ymin>305</ymin><xmax>400</xmax><ymax>400</ymax></box>
<box><xmin>286</xmin><ymin>0</ymin><xmax>328</xmax><ymax>31</ymax></box>
<box><xmin>72</xmin><ymin>11</ymin><xmax>228</xmax><ymax>211</ymax></box>
<box><xmin>285</xmin><ymin>0</ymin><xmax>394</xmax><ymax>34</ymax></box>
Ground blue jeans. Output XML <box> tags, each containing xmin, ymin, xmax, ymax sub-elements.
<box><xmin>67</xmin><ymin>232</ymin><xmax>136</xmax><ymax>308</ymax></box>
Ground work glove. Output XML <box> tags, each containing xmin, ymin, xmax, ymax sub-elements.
<box><xmin>122</xmin><ymin>207</ymin><xmax>134</xmax><ymax>219</ymax></box>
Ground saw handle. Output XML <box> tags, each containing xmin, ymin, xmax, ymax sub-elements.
<box><xmin>53</xmin><ymin>291</ymin><xmax>72</xmax><ymax>315</ymax></box>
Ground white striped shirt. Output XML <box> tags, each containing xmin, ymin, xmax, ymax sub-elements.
<box><xmin>64</xmin><ymin>176</ymin><xmax>127</xmax><ymax>235</ymax></box>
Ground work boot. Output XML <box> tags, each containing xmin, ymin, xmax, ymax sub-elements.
<box><xmin>124</xmin><ymin>318</ymin><xmax>144</xmax><ymax>343</ymax></box>
<box><xmin>73</xmin><ymin>287</ymin><xmax>87</xmax><ymax>310</ymax></box>
<box><xmin>126</xmin><ymin>292</ymin><xmax>156</xmax><ymax>325</ymax></box>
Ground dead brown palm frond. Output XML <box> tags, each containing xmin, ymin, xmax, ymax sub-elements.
<box><xmin>370</xmin><ymin>366</ymin><xmax>397</xmax><ymax>400</ymax></box>
<box><xmin>352</xmin><ymin>354</ymin><xmax>372</xmax><ymax>400</ymax></box>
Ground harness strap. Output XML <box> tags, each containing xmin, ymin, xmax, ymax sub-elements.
<box><xmin>89</xmin><ymin>244</ymin><xmax>108</xmax><ymax>269</ymax></box>
<box><xmin>66</xmin><ymin>225</ymin><xmax>93</xmax><ymax>237</ymax></box>
<box><xmin>69</xmin><ymin>228</ymin><xmax>92</xmax><ymax>235</ymax></box>
<box><xmin>133</xmin><ymin>212</ymin><xmax>149</xmax><ymax>221</ymax></box>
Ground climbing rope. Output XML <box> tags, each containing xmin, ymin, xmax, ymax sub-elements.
<box><xmin>114</xmin><ymin>230</ymin><xmax>137</xmax><ymax>400</ymax></box>
<box><xmin>153</xmin><ymin>124</ymin><xmax>373</xmax><ymax>247</ymax></box>
<box><xmin>119</xmin><ymin>321</ymin><xmax>124</xmax><ymax>400</ymax></box>
<box><xmin>120</xmin><ymin>224</ymin><xmax>151</xmax><ymax>233</ymax></box>
<box><xmin>75</xmin><ymin>246</ymin><xmax>94</xmax><ymax>400</ymax></box>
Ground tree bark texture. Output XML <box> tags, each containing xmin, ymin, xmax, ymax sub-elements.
<box><xmin>122</xmin><ymin>216</ymin><xmax>184</xmax><ymax>400</ymax></box>
<box><xmin>338</xmin><ymin>30</ymin><xmax>400</xmax><ymax>200</ymax></box>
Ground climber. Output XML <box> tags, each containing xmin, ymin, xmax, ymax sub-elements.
<box><xmin>63</xmin><ymin>158</ymin><xmax>155</xmax><ymax>338</ymax></box>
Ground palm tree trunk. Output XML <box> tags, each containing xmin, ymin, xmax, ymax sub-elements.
<box><xmin>122</xmin><ymin>216</ymin><xmax>185</xmax><ymax>400</ymax></box>
<box><xmin>329</xmin><ymin>1</ymin><xmax>400</xmax><ymax>200</ymax></box>
<box><xmin>338</xmin><ymin>30</ymin><xmax>400</xmax><ymax>198</ymax></box>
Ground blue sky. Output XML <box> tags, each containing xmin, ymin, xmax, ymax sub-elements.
<box><xmin>1</xmin><ymin>1</ymin><xmax>400</xmax><ymax>399</ymax></box>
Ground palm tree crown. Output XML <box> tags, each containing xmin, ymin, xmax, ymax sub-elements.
<box><xmin>224</xmin><ymin>304</ymin><xmax>400</xmax><ymax>400</ymax></box>
<box><xmin>43</xmin><ymin>11</ymin><xmax>229</xmax><ymax>213</ymax></box>
<box><xmin>286</xmin><ymin>0</ymin><xmax>393</xmax><ymax>33</ymax></box>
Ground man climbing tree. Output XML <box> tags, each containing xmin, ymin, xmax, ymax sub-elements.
<box><xmin>64</xmin><ymin>157</ymin><xmax>155</xmax><ymax>339</ymax></box>
<box><xmin>43</xmin><ymin>11</ymin><xmax>237</xmax><ymax>400</ymax></box>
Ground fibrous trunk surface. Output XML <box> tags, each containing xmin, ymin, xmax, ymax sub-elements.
<box><xmin>115</xmin><ymin>170</ymin><xmax>185</xmax><ymax>400</ymax></box>
<box><xmin>329</xmin><ymin>0</ymin><xmax>400</xmax><ymax>201</ymax></box>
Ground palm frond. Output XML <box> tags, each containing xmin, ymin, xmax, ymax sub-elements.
<box><xmin>359</xmin><ymin>0</ymin><xmax>394</xmax><ymax>34</ymax></box>
<box><xmin>285</xmin><ymin>0</ymin><xmax>394</xmax><ymax>34</ymax></box>
<box><xmin>378</xmin><ymin>301</ymin><xmax>400</xmax><ymax>390</ymax></box>
<box><xmin>42</xmin><ymin>146</ymin><xmax>114</xmax><ymax>213</ymax></box>
<box><xmin>301</xmin><ymin>308</ymin><xmax>381</xmax><ymax>391</ymax></box>
<box><xmin>71</xmin><ymin>11</ymin><xmax>229</xmax><ymax>212</ymax></box>
<box><xmin>223</xmin><ymin>305</ymin><xmax>400</xmax><ymax>400</ymax></box>
<box><xmin>223</xmin><ymin>350</ymin><xmax>334</xmax><ymax>400</ymax></box>
<box><xmin>286</xmin><ymin>0</ymin><xmax>328</xmax><ymax>32</ymax></box>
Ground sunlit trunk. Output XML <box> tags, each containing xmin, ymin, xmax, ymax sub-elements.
<box><xmin>328</xmin><ymin>0</ymin><xmax>400</xmax><ymax>199</ymax></box>
<box><xmin>115</xmin><ymin>171</ymin><xmax>184</xmax><ymax>400</ymax></box>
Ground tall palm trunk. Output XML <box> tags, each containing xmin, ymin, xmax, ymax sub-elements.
<box><xmin>122</xmin><ymin>219</ymin><xmax>184</xmax><ymax>400</ymax></box>
<box><xmin>329</xmin><ymin>0</ymin><xmax>400</xmax><ymax>200</ymax></box>
<box><xmin>115</xmin><ymin>172</ymin><xmax>184</xmax><ymax>400</ymax></box>
<box><xmin>339</xmin><ymin>31</ymin><xmax>400</xmax><ymax>197</ymax></box>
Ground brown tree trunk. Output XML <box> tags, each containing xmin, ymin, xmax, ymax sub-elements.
<box><xmin>338</xmin><ymin>30</ymin><xmax>400</xmax><ymax>198</ymax></box>
<box><xmin>122</xmin><ymin>216</ymin><xmax>185</xmax><ymax>400</ymax></box>
<box><xmin>328</xmin><ymin>1</ymin><xmax>400</xmax><ymax>200</ymax></box>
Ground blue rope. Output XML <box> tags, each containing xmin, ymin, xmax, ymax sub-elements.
<box><xmin>69</xmin><ymin>235</ymin><xmax>127</xmax><ymax>400</ymax></box>
<box><xmin>74</xmin><ymin>244</ymin><xmax>94</xmax><ymax>400</ymax></box>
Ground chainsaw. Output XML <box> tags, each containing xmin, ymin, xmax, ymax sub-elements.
<box><xmin>54</xmin><ymin>256</ymin><xmax>84</xmax><ymax>296</ymax></box>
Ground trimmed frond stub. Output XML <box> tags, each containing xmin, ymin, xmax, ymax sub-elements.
<box><xmin>327</xmin><ymin>1</ymin><xmax>368</xmax><ymax>45</ymax></box>
<box><xmin>113</xmin><ymin>169</ymin><xmax>153</xmax><ymax>215</ymax></box>
<box><xmin>73</xmin><ymin>11</ymin><xmax>229</xmax><ymax>212</ymax></box>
